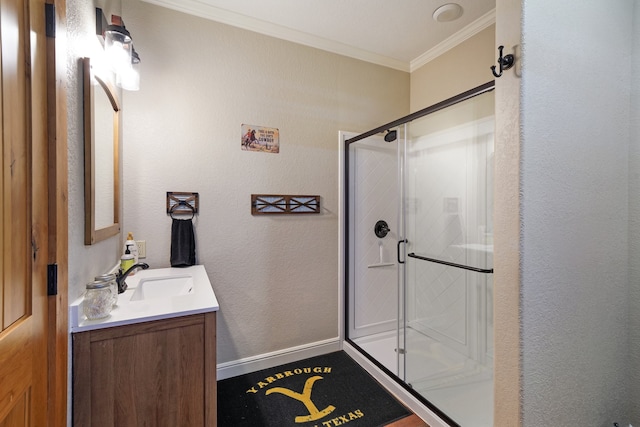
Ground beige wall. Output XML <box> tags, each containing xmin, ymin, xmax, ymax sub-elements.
<box><xmin>631</xmin><ymin>4</ymin><xmax>640</xmax><ymax>423</ymax></box>
<box><xmin>120</xmin><ymin>1</ymin><xmax>409</xmax><ymax>364</ymax></box>
<box><xmin>67</xmin><ymin>0</ymin><xmax>123</xmax><ymax>302</ymax></box>
<box><xmin>493</xmin><ymin>0</ymin><xmax>521</xmax><ymax>425</ymax></box>
<box><xmin>410</xmin><ymin>25</ymin><xmax>495</xmax><ymax>112</ymax></box>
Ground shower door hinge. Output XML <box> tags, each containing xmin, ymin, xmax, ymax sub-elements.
<box><xmin>395</xmin><ymin>348</ymin><xmax>406</xmax><ymax>354</ymax></box>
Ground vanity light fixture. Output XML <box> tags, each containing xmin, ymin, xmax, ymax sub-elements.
<box><xmin>96</xmin><ymin>8</ymin><xmax>141</xmax><ymax>91</ymax></box>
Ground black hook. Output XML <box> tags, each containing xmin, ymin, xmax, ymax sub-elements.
<box><xmin>490</xmin><ymin>45</ymin><xmax>515</xmax><ymax>78</ymax></box>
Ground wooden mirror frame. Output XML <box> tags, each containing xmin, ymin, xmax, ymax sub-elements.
<box><xmin>83</xmin><ymin>57</ymin><xmax>121</xmax><ymax>245</ymax></box>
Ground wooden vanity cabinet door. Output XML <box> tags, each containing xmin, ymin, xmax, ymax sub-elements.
<box><xmin>73</xmin><ymin>312</ymin><xmax>216</xmax><ymax>427</ymax></box>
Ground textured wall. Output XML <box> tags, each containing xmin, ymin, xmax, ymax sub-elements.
<box><xmin>629</xmin><ymin>2</ymin><xmax>640</xmax><ymax>424</ymax></box>
<box><xmin>410</xmin><ymin>25</ymin><xmax>495</xmax><ymax>112</ymax></box>
<box><xmin>66</xmin><ymin>0</ymin><xmax>122</xmax><ymax>302</ymax></box>
<box><xmin>493</xmin><ymin>0</ymin><xmax>522</xmax><ymax>424</ymax></box>
<box><xmin>520</xmin><ymin>1</ymin><xmax>632</xmax><ymax>424</ymax></box>
<box><xmin>120</xmin><ymin>1</ymin><xmax>409</xmax><ymax>364</ymax></box>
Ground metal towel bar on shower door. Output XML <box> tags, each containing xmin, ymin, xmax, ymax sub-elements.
<box><xmin>407</xmin><ymin>252</ymin><xmax>494</xmax><ymax>274</ymax></box>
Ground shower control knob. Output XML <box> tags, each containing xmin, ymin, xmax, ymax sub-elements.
<box><xmin>374</xmin><ymin>220</ymin><xmax>390</xmax><ymax>238</ymax></box>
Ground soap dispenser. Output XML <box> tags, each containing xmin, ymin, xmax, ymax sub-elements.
<box><xmin>123</xmin><ymin>232</ymin><xmax>139</xmax><ymax>264</ymax></box>
<box><xmin>120</xmin><ymin>244</ymin><xmax>134</xmax><ymax>273</ymax></box>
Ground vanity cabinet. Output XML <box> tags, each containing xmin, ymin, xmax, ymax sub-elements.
<box><xmin>72</xmin><ymin>312</ymin><xmax>216</xmax><ymax>426</ymax></box>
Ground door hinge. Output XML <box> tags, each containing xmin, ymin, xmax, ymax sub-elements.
<box><xmin>45</xmin><ymin>4</ymin><xmax>55</xmax><ymax>38</ymax></box>
<box><xmin>47</xmin><ymin>264</ymin><xmax>58</xmax><ymax>296</ymax></box>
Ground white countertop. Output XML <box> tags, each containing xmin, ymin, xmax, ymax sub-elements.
<box><xmin>70</xmin><ymin>265</ymin><xmax>219</xmax><ymax>333</ymax></box>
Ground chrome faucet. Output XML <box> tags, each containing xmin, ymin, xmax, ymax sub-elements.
<box><xmin>116</xmin><ymin>262</ymin><xmax>149</xmax><ymax>293</ymax></box>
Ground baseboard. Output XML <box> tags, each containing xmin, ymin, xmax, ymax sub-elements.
<box><xmin>216</xmin><ymin>337</ymin><xmax>341</xmax><ymax>380</ymax></box>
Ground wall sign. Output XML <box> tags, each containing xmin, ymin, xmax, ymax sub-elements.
<box><xmin>241</xmin><ymin>124</ymin><xmax>279</xmax><ymax>153</ymax></box>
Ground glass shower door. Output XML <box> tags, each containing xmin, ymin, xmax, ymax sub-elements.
<box><xmin>345</xmin><ymin>82</ymin><xmax>495</xmax><ymax>427</ymax></box>
<box><xmin>402</xmin><ymin>90</ymin><xmax>495</xmax><ymax>427</ymax></box>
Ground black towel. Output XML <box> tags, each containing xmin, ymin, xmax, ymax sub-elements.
<box><xmin>170</xmin><ymin>218</ymin><xmax>196</xmax><ymax>267</ymax></box>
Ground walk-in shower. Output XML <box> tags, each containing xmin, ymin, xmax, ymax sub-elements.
<box><xmin>343</xmin><ymin>82</ymin><xmax>495</xmax><ymax>427</ymax></box>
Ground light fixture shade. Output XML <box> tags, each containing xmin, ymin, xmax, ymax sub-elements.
<box><xmin>104</xmin><ymin>24</ymin><xmax>132</xmax><ymax>75</ymax></box>
<box><xmin>117</xmin><ymin>50</ymin><xmax>140</xmax><ymax>91</ymax></box>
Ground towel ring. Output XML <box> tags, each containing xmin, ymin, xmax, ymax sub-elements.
<box><xmin>169</xmin><ymin>201</ymin><xmax>195</xmax><ymax>220</ymax></box>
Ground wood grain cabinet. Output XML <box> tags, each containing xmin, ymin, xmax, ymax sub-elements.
<box><xmin>73</xmin><ymin>312</ymin><xmax>216</xmax><ymax>426</ymax></box>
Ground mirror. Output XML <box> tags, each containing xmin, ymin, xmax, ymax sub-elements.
<box><xmin>83</xmin><ymin>57</ymin><xmax>121</xmax><ymax>244</ymax></box>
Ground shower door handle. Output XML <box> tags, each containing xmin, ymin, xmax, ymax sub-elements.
<box><xmin>397</xmin><ymin>239</ymin><xmax>407</xmax><ymax>264</ymax></box>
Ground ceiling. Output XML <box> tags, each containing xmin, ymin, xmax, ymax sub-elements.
<box><xmin>141</xmin><ymin>0</ymin><xmax>496</xmax><ymax>72</ymax></box>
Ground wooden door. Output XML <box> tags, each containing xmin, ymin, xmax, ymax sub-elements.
<box><xmin>0</xmin><ymin>0</ymin><xmax>60</xmax><ymax>425</ymax></box>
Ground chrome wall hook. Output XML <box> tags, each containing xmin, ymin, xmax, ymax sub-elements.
<box><xmin>490</xmin><ymin>45</ymin><xmax>515</xmax><ymax>78</ymax></box>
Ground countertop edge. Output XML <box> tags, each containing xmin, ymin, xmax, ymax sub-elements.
<box><xmin>70</xmin><ymin>304</ymin><xmax>219</xmax><ymax>333</ymax></box>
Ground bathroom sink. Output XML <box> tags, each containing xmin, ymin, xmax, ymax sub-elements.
<box><xmin>70</xmin><ymin>265</ymin><xmax>219</xmax><ymax>332</ymax></box>
<box><xmin>129</xmin><ymin>275</ymin><xmax>194</xmax><ymax>301</ymax></box>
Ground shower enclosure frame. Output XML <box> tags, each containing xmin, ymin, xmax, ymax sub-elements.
<box><xmin>343</xmin><ymin>80</ymin><xmax>495</xmax><ymax>427</ymax></box>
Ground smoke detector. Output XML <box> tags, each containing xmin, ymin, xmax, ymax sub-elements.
<box><xmin>433</xmin><ymin>3</ymin><xmax>463</xmax><ymax>22</ymax></box>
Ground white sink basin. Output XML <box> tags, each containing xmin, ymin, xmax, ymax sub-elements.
<box><xmin>70</xmin><ymin>265</ymin><xmax>219</xmax><ymax>332</ymax></box>
<box><xmin>130</xmin><ymin>275</ymin><xmax>194</xmax><ymax>301</ymax></box>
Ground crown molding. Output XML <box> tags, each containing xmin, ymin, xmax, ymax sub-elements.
<box><xmin>141</xmin><ymin>0</ymin><xmax>410</xmax><ymax>72</ymax></box>
<box><xmin>141</xmin><ymin>1</ymin><xmax>494</xmax><ymax>74</ymax></box>
<box><xmin>410</xmin><ymin>9</ymin><xmax>496</xmax><ymax>72</ymax></box>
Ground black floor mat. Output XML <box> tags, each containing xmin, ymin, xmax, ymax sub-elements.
<box><xmin>217</xmin><ymin>351</ymin><xmax>411</xmax><ymax>427</ymax></box>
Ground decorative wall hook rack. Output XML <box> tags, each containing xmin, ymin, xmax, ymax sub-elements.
<box><xmin>490</xmin><ymin>45</ymin><xmax>515</xmax><ymax>78</ymax></box>
<box><xmin>251</xmin><ymin>194</ymin><xmax>320</xmax><ymax>215</ymax></box>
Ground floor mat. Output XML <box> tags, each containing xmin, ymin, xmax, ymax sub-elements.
<box><xmin>218</xmin><ymin>351</ymin><xmax>411</xmax><ymax>426</ymax></box>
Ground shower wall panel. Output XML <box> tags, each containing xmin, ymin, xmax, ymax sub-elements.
<box><xmin>349</xmin><ymin>139</ymin><xmax>398</xmax><ymax>339</ymax></box>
